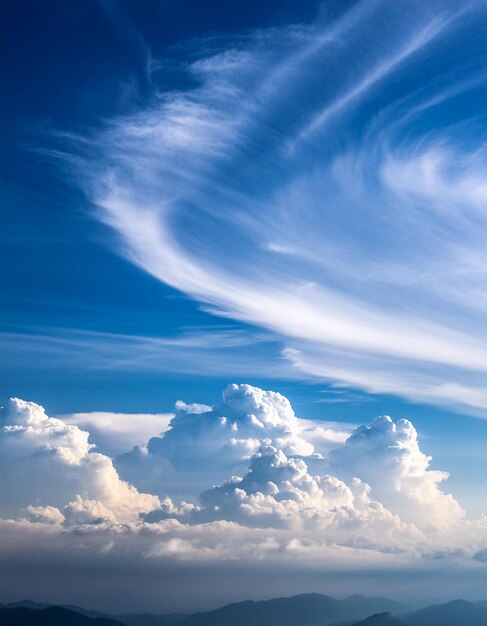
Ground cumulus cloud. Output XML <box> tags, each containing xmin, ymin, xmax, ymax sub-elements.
<box><xmin>1</xmin><ymin>385</ymin><xmax>486</xmax><ymax>610</ymax></box>
<box><xmin>0</xmin><ymin>398</ymin><xmax>159</xmax><ymax>523</ymax></box>
<box><xmin>329</xmin><ymin>415</ymin><xmax>464</xmax><ymax>529</ymax></box>
<box><xmin>162</xmin><ymin>444</ymin><xmax>421</xmax><ymax>555</ymax></box>
<box><xmin>158</xmin><ymin>383</ymin><xmax>315</xmax><ymax>459</ymax></box>
<box><xmin>116</xmin><ymin>384</ymin><xmax>322</xmax><ymax>500</ymax></box>
<box><xmin>111</xmin><ymin>384</ymin><xmax>464</xmax><ymax>536</ymax></box>
<box><xmin>63</xmin><ymin>496</ymin><xmax>118</xmax><ymax>526</ymax></box>
<box><xmin>25</xmin><ymin>505</ymin><xmax>65</xmax><ymax>525</ymax></box>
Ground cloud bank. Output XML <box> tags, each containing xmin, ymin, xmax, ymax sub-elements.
<box><xmin>52</xmin><ymin>0</ymin><xmax>487</xmax><ymax>415</ymax></box>
<box><xmin>1</xmin><ymin>384</ymin><xmax>486</xmax><ymax>609</ymax></box>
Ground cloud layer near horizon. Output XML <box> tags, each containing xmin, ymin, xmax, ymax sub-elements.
<box><xmin>50</xmin><ymin>0</ymin><xmax>487</xmax><ymax>415</ymax></box>
<box><xmin>1</xmin><ymin>383</ymin><xmax>486</xmax><ymax>608</ymax></box>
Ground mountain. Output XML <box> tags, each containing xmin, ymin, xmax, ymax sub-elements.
<box><xmin>342</xmin><ymin>597</ymin><xmax>406</xmax><ymax>618</ymax></box>
<box><xmin>0</xmin><ymin>600</ymin><xmax>108</xmax><ymax>618</ymax></box>
<box><xmin>3</xmin><ymin>596</ymin><xmax>486</xmax><ymax>626</ymax></box>
<box><xmin>0</xmin><ymin>605</ymin><xmax>125</xmax><ymax>626</ymax></box>
<box><xmin>345</xmin><ymin>599</ymin><xmax>487</xmax><ymax>626</ymax></box>
<box><xmin>406</xmin><ymin>599</ymin><xmax>487</xmax><ymax>626</ymax></box>
<box><xmin>116</xmin><ymin>614</ymin><xmax>187</xmax><ymax>626</ymax></box>
<box><xmin>351</xmin><ymin>614</ymin><xmax>408</xmax><ymax>626</ymax></box>
<box><xmin>1</xmin><ymin>601</ymin><xmax>53</xmax><ymax>610</ymax></box>
<box><xmin>0</xmin><ymin>601</ymin><xmax>187</xmax><ymax>626</ymax></box>
<box><xmin>178</xmin><ymin>593</ymin><xmax>404</xmax><ymax>626</ymax></box>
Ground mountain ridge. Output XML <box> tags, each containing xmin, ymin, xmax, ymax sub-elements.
<box><xmin>2</xmin><ymin>594</ymin><xmax>487</xmax><ymax>626</ymax></box>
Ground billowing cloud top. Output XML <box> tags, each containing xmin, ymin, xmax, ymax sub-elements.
<box><xmin>329</xmin><ymin>415</ymin><xmax>464</xmax><ymax>528</ymax></box>
<box><xmin>116</xmin><ymin>383</ymin><xmax>341</xmax><ymax>500</ymax></box>
<box><xmin>157</xmin><ymin>383</ymin><xmax>314</xmax><ymax>459</ymax></box>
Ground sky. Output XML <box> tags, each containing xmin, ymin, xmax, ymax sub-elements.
<box><xmin>1</xmin><ymin>0</ymin><xmax>487</xmax><ymax>613</ymax></box>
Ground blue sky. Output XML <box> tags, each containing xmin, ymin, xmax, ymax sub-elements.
<box><xmin>2</xmin><ymin>0</ymin><xmax>486</xmax><ymax>503</ymax></box>
<box><xmin>1</xmin><ymin>0</ymin><xmax>487</xmax><ymax>609</ymax></box>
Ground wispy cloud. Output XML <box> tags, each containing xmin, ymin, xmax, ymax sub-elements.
<box><xmin>292</xmin><ymin>12</ymin><xmax>454</xmax><ymax>147</ymax></box>
<box><xmin>58</xmin><ymin>0</ymin><xmax>487</xmax><ymax>415</ymax></box>
<box><xmin>2</xmin><ymin>326</ymin><xmax>286</xmax><ymax>377</ymax></box>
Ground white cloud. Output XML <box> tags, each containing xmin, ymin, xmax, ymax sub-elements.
<box><xmin>0</xmin><ymin>398</ymin><xmax>160</xmax><ymax>523</ymax></box>
<box><xmin>0</xmin><ymin>386</ymin><xmax>470</xmax><ymax>541</ymax></box>
<box><xmin>63</xmin><ymin>496</ymin><xmax>118</xmax><ymax>526</ymax></box>
<box><xmin>170</xmin><ymin>444</ymin><xmax>421</xmax><ymax>555</ymax></box>
<box><xmin>25</xmin><ymin>505</ymin><xmax>65</xmax><ymax>525</ymax></box>
<box><xmin>1</xmin><ymin>386</ymin><xmax>486</xmax><ymax>610</ymax></box>
<box><xmin>61</xmin><ymin>410</ymin><xmax>173</xmax><ymax>457</ymax></box>
<box><xmin>329</xmin><ymin>415</ymin><xmax>464</xmax><ymax>529</ymax></box>
<box><xmin>3</xmin><ymin>326</ymin><xmax>288</xmax><ymax>381</ymax></box>
<box><xmin>53</xmin><ymin>0</ymin><xmax>487</xmax><ymax>416</ymax></box>
<box><xmin>381</xmin><ymin>148</ymin><xmax>487</xmax><ymax>214</ymax></box>
<box><xmin>293</xmin><ymin>12</ymin><xmax>455</xmax><ymax>146</ymax></box>
<box><xmin>115</xmin><ymin>384</ymin><xmax>324</xmax><ymax>501</ymax></box>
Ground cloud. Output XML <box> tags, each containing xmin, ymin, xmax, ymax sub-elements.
<box><xmin>0</xmin><ymin>385</ymin><xmax>471</xmax><ymax>542</ymax></box>
<box><xmin>292</xmin><ymin>10</ymin><xmax>456</xmax><ymax>146</ymax></box>
<box><xmin>90</xmin><ymin>381</ymin><xmax>470</xmax><ymax>546</ymax></box>
<box><xmin>1</xmin><ymin>385</ymin><xmax>486</xmax><ymax>610</ymax></box>
<box><xmin>115</xmin><ymin>383</ymin><xmax>347</xmax><ymax>501</ymax></box>
<box><xmin>167</xmin><ymin>444</ymin><xmax>421</xmax><ymax>555</ymax></box>
<box><xmin>3</xmin><ymin>326</ymin><xmax>289</xmax><ymax>381</ymax></box>
<box><xmin>0</xmin><ymin>398</ymin><xmax>159</xmax><ymax>523</ymax></box>
<box><xmin>25</xmin><ymin>505</ymin><xmax>65</xmax><ymax>525</ymax></box>
<box><xmin>5</xmin><ymin>515</ymin><xmax>486</xmax><ymax>614</ymax></box>
<box><xmin>329</xmin><ymin>415</ymin><xmax>464</xmax><ymax>529</ymax></box>
<box><xmin>63</xmin><ymin>495</ymin><xmax>118</xmax><ymax>525</ymax></box>
<box><xmin>109</xmin><ymin>384</ymin><xmax>463</xmax><ymax>536</ymax></box>
<box><xmin>48</xmin><ymin>0</ymin><xmax>487</xmax><ymax>415</ymax></box>
<box><xmin>115</xmin><ymin>384</ymin><xmax>312</xmax><ymax>499</ymax></box>
<box><xmin>61</xmin><ymin>410</ymin><xmax>173</xmax><ymax>457</ymax></box>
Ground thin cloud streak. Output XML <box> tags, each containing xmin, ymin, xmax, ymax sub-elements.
<box><xmin>292</xmin><ymin>12</ymin><xmax>453</xmax><ymax>147</ymax></box>
<box><xmin>2</xmin><ymin>326</ymin><xmax>287</xmax><ymax>377</ymax></box>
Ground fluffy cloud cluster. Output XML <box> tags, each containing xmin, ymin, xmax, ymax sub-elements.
<box><xmin>115</xmin><ymin>385</ymin><xmax>463</xmax><ymax>536</ymax></box>
<box><xmin>0</xmin><ymin>398</ymin><xmax>159</xmax><ymax>524</ymax></box>
<box><xmin>1</xmin><ymin>385</ymin><xmax>484</xmax><ymax>567</ymax></box>
<box><xmin>154</xmin><ymin>445</ymin><xmax>420</xmax><ymax>554</ymax></box>
<box><xmin>115</xmin><ymin>384</ymin><xmax>343</xmax><ymax>500</ymax></box>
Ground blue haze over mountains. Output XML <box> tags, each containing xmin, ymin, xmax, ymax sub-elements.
<box><xmin>1</xmin><ymin>595</ymin><xmax>487</xmax><ymax>626</ymax></box>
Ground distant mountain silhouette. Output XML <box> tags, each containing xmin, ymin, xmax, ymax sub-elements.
<box><xmin>178</xmin><ymin>592</ymin><xmax>404</xmax><ymax>626</ymax></box>
<box><xmin>1</xmin><ymin>601</ymin><xmax>52</xmax><ymax>610</ymax></box>
<box><xmin>0</xmin><ymin>601</ymin><xmax>186</xmax><ymax>626</ymax></box>
<box><xmin>406</xmin><ymin>599</ymin><xmax>487</xmax><ymax>626</ymax></box>
<box><xmin>0</xmin><ymin>606</ymin><xmax>125</xmax><ymax>626</ymax></box>
<box><xmin>344</xmin><ymin>599</ymin><xmax>487</xmax><ymax>626</ymax></box>
<box><xmin>116</xmin><ymin>614</ymin><xmax>187</xmax><ymax>626</ymax></box>
<box><xmin>3</xmin><ymin>595</ymin><xmax>486</xmax><ymax>626</ymax></box>
<box><xmin>350</xmin><ymin>614</ymin><xmax>408</xmax><ymax>626</ymax></box>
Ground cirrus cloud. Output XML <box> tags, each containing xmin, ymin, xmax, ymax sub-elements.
<box><xmin>51</xmin><ymin>0</ymin><xmax>487</xmax><ymax>415</ymax></box>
